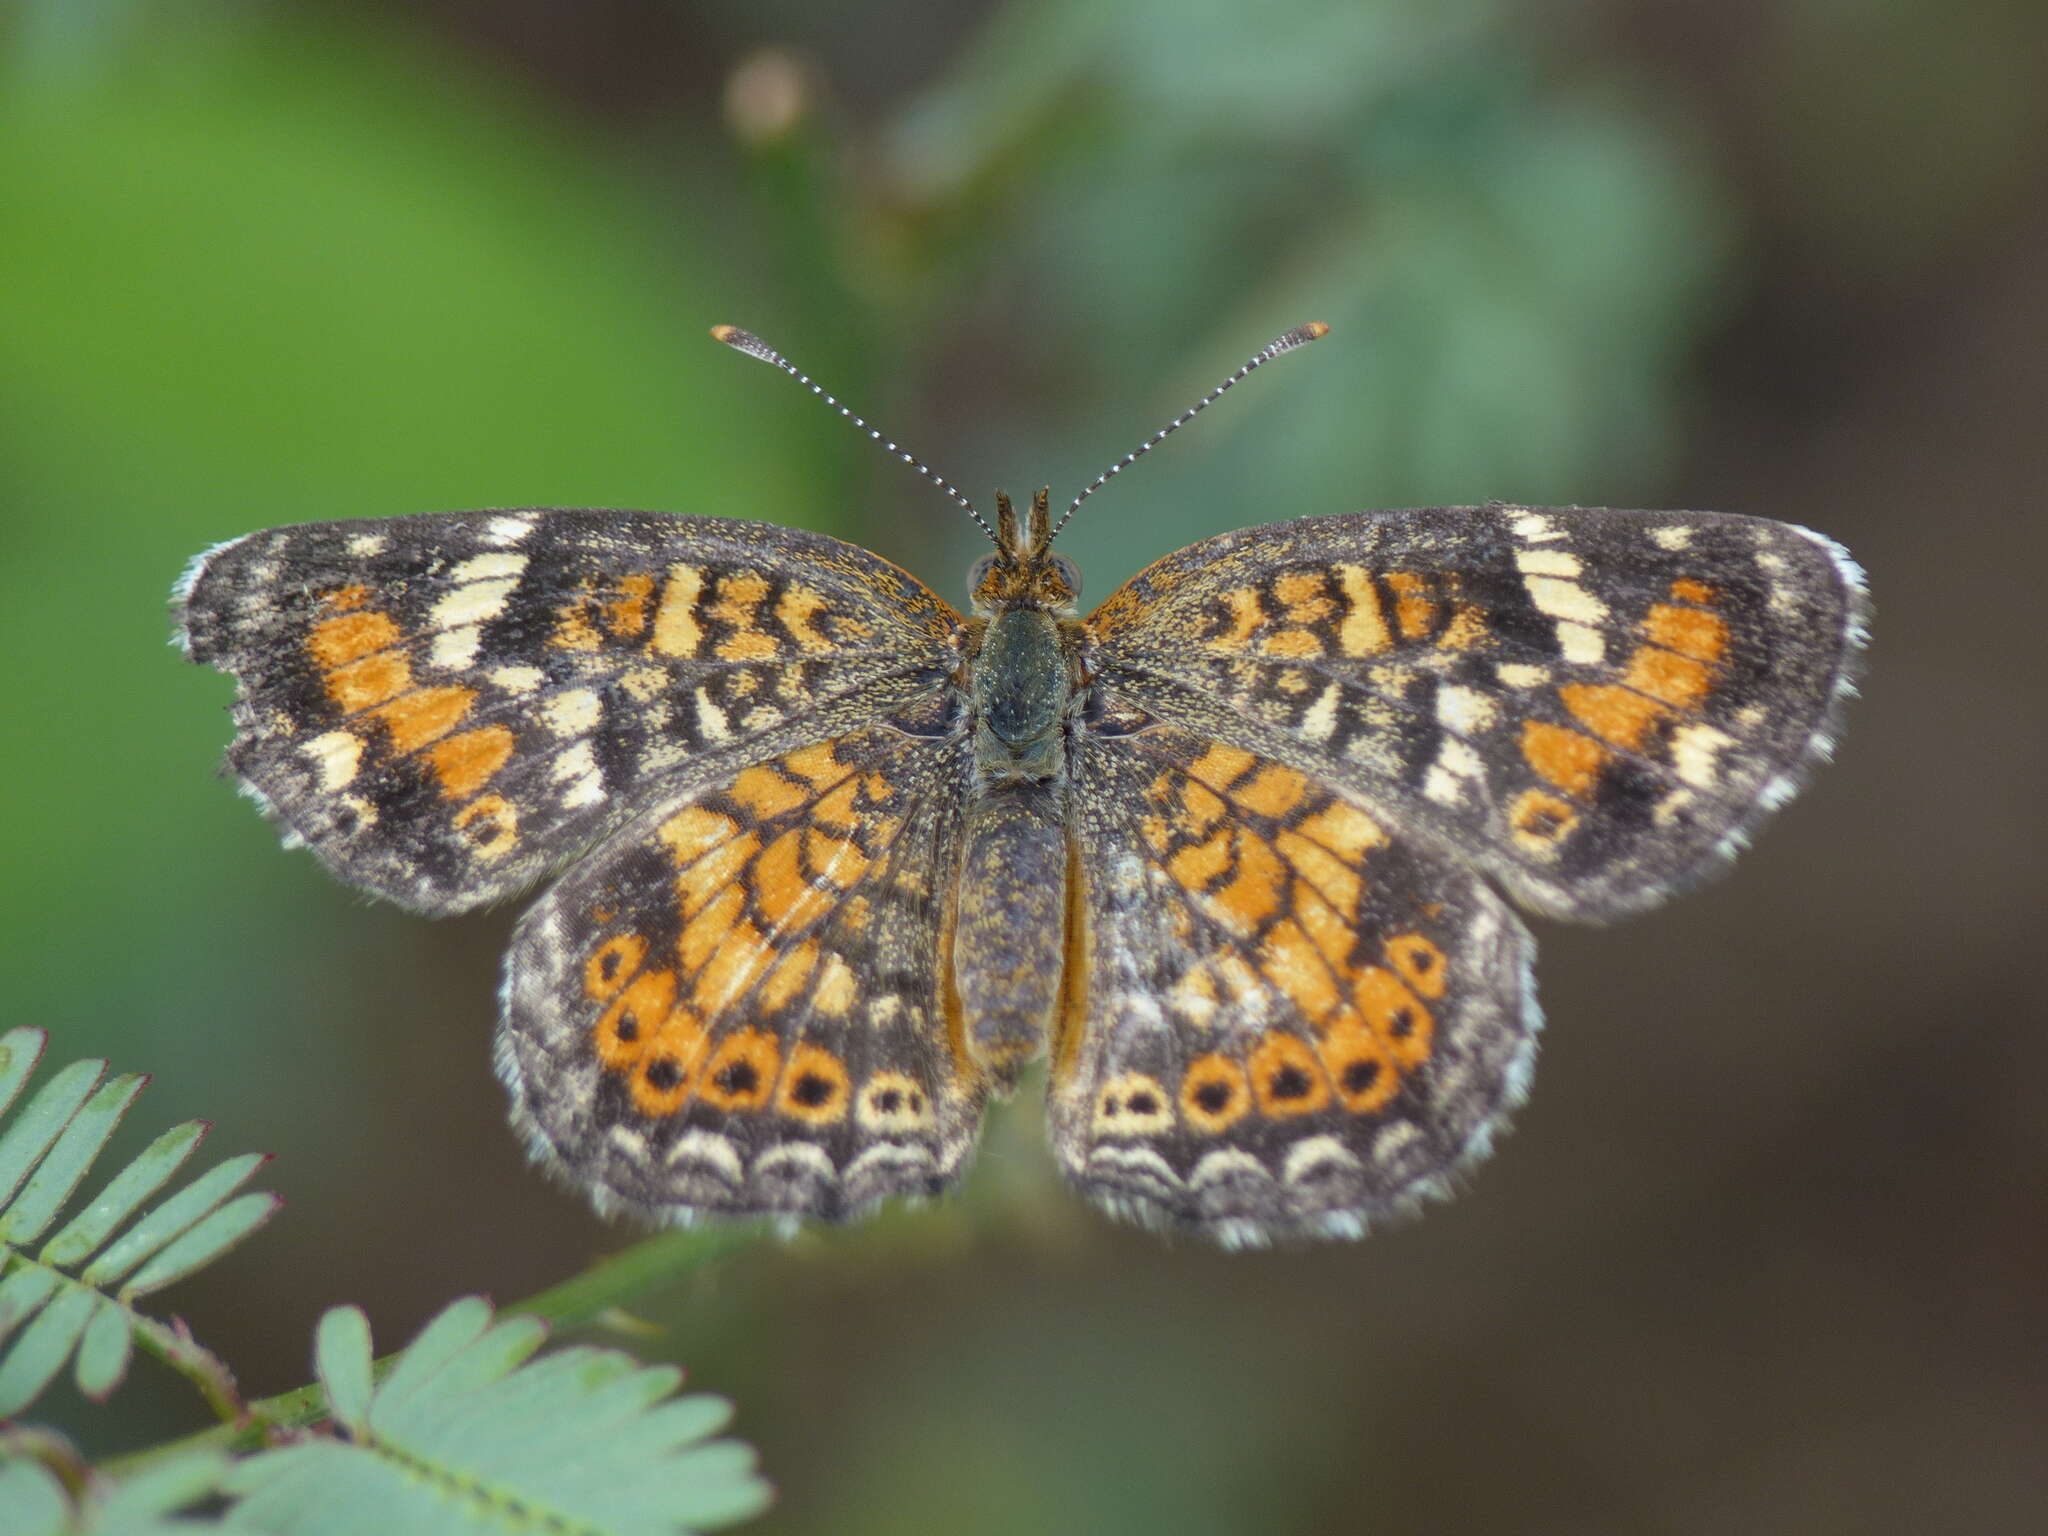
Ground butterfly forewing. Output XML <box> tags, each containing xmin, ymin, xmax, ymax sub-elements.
<box><xmin>1083</xmin><ymin>505</ymin><xmax>1866</xmax><ymax>922</ymax></box>
<box><xmin>177</xmin><ymin>510</ymin><xmax>959</xmax><ymax>914</ymax></box>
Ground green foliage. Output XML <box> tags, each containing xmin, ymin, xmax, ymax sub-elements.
<box><xmin>224</xmin><ymin>1299</ymin><xmax>770</xmax><ymax>1534</ymax></box>
<box><xmin>0</xmin><ymin>1028</ymin><xmax>278</xmax><ymax>1419</ymax></box>
<box><xmin>0</xmin><ymin>1032</ymin><xmax>769</xmax><ymax>1534</ymax></box>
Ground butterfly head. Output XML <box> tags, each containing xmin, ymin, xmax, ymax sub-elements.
<box><xmin>968</xmin><ymin>487</ymin><xmax>1081</xmax><ymax>616</ymax></box>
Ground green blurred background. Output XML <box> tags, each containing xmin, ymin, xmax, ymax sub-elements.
<box><xmin>5</xmin><ymin>0</ymin><xmax>2044</xmax><ymax>1530</ymax></box>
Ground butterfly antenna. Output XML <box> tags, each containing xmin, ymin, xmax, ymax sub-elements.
<box><xmin>1050</xmin><ymin>321</ymin><xmax>1330</xmax><ymax>540</ymax></box>
<box><xmin>710</xmin><ymin>325</ymin><xmax>998</xmax><ymax>545</ymax></box>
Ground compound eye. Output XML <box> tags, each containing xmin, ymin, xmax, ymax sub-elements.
<box><xmin>967</xmin><ymin>553</ymin><xmax>999</xmax><ymax>593</ymax></box>
<box><xmin>1048</xmin><ymin>552</ymin><xmax>1082</xmax><ymax>600</ymax></box>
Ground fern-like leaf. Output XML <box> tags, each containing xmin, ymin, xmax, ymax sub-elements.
<box><xmin>224</xmin><ymin>1297</ymin><xmax>772</xmax><ymax>1534</ymax></box>
<box><xmin>0</xmin><ymin>1445</ymin><xmax>254</xmax><ymax>1535</ymax></box>
<box><xmin>0</xmin><ymin>1028</ymin><xmax>281</xmax><ymax>1417</ymax></box>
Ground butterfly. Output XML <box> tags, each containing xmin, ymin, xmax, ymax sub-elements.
<box><xmin>175</xmin><ymin>323</ymin><xmax>1866</xmax><ymax>1245</ymax></box>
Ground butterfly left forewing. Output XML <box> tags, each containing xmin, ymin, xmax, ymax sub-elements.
<box><xmin>176</xmin><ymin>509</ymin><xmax>960</xmax><ymax>914</ymax></box>
<box><xmin>1054</xmin><ymin>717</ymin><xmax>1537</xmax><ymax>1243</ymax></box>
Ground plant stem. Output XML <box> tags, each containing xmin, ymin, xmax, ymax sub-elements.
<box><xmin>98</xmin><ymin>1223</ymin><xmax>772</xmax><ymax>1478</ymax></box>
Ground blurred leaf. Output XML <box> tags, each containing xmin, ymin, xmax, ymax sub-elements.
<box><xmin>0</xmin><ymin>1028</ymin><xmax>276</xmax><ymax>1416</ymax></box>
<box><xmin>226</xmin><ymin>1296</ymin><xmax>772</xmax><ymax>1534</ymax></box>
<box><xmin>0</xmin><ymin>1444</ymin><xmax>252</xmax><ymax>1534</ymax></box>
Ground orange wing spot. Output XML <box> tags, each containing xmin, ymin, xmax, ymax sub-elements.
<box><xmin>1560</xmin><ymin>682</ymin><xmax>1670</xmax><ymax>751</ymax></box>
<box><xmin>309</xmin><ymin>609</ymin><xmax>401</xmax><ymax>669</ymax></box>
<box><xmin>812</xmin><ymin>783</ymin><xmax>863</xmax><ymax>834</ymax></box>
<box><xmin>1236</xmin><ymin>763</ymin><xmax>1310</xmax><ymax>820</ymax></box>
<box><xmin>1439</xmin><ymin>599</ymin><xmax>1489</xmax><ymax>651</ymax></box>
<box><xmin>1335</xmin><ymin>564</ymin><xmax>1392</xmax><ymax>657</ymax></box>
<box><xmin>649</xmin><ymin>563</ymin><xmax>704</xmax><ymax>658</ymax></box>
<box><xmin>1383</xmin><ymin>570</ymin><xmax>1436</xmax><ymax>640</ymax></box>
<box><xmin>757</xmin><ymin>937</ymin><xmax>820</xmax><ymax>1013</ymax></box>
<box><xmin>584</xmin><ymin>933</ymin><xmax>648</xmax><ymax>1002</ymax></box>
<box><xmin>753</xmin><ymin>828</ymin><xmax>836</xmax><ymax>931</ymax></box>
<box><xmin>1293</xmin><ymin>799</ymin><xmax>1385</xmax><ymax>861</ymax></box>
<box><xmin>1668</xmin><ymin>577</ymin><xmax>1718</xmax><ymax>605</ymax></box>
<box><xmin>549</xmin><ymin>596</ymin><xmax>604</xmax><ymax>652</ymax></box>
<box><xmin>691</xmin><ymin>920</ymin><xmax>774</xmax><ymax>1014</ymax></box>
<box><xmin>1508</xmin><ymin>788</ymin><xmax>1578</xmax><ymax>852</ymax></box>
<box><xmin>776</xmin><ymin>1044</ymin><xmax>851</xmax><ymax>1124</ymax></box>
<box><xmin>373</xmin><ymin>685</ymin><xmax>477</xmax><ymax>754</ymax></box>
<box><xmin>1357</xmin><ymin>967</ymin><xmax>1433</xmax><ymax>1068</ymax></box>
<box><xmin>1259</xmin><ymin>917</ymin><xmax>1342</xmax><ymax>1023</ymax></box>
<box><xmin>862</xmin><ymin>772</ymin><xmax>895</xmax><ymax>804</ymax></box>
<box><xmin>1520</xmin><ymin>720</ymin><xmax>1608</xmax><ymax>798</ymax></box>
<box><xmin>1624</xmin><ymin>645</ymin><xmax>1713</xmax><ymax>711</ymax></box>
<box><xmin>453</xmin><ymin>793</ymin><xmax>518</xmax><ymax>857</ymax></box>
<box><xmin>630</xmin><ymin>1034</ymin><xmax>701</xmax><ymax>1119</ymax></box>
<box><xmin>1185</xmin><ymin>742</ymin><xmax>1258</xmax><ymax>793</ymax></box>
<box><xmin>603</xmin><ymin>572</ymin><xmax>656</xmax><ymax>639</ymax></box>
<box><xmin>698</xmin><ymin>1030</ymin><xmax>781</xmax><ymax>1111</ymax></box>
<box><xmin>775</xmin><ymin>584</ymin><xmax>834</xmax><ymax>654</ymax></box>
<box><xmin>1181</xmin><ymin>1054</ymin><xmax>1251</xmax><ymax>1133</ymax></box>
<box><xmin>1140</xmin><ymin>813</ymin><xmax>1172</xmax><ymax>854</ymax></box>
<box><xmin>424</xmin><ymin>724</ymin><xmax>514</xmax><ymax>800</ymax></box>
<box><xmin>1294</xmin><ymin>889</ymin><xmax>1357</xmax><ymax>972</ymax></box>
<box><xmin>679</xmin><ymin>843</ymin><xmax>754</xmax><ymax>934</ymax></box>
<box><xmin>710</xmin><ymin>571</ymin><xmax>770</xmax><ymax>616</ymax></box>
<box><xmin>1206</xmin><ymin>587</ymin><xmax>1266</xmax><ymax>653</ymax></box>
<box><xmin>1167</xmin><ymin>826</ymin><xmax>1234</xmax><ymax>891</ymax></box>
<box><xmin>813</xmin><ymin>954</ymin><xmax>859</xmax><ymax>1016</ymax></box>
<box><xmin>321</xmin><ymin>584</ymin><xmax>371</xmax><ymax>612</ymax></box>
<box><xmin>781</xmin><ymin>741</ymin><xmax>845</xmax><ymax>788</ymax></box>
<box><xmin>1385</xmin><ymin>934</ymin><xmax>1448</xmax><ymax>999</ymax></box>
<box><xmin>661</xmin><ymin>804</ymin><xmax>742</xmax><ymax>868</ymax></box>
<box><xmin>1321</xmin><ymin>1025</ymin><xmax>1400</xmax><ymax>1114</ymax></box>
<box><xmin>679</xmin><ymin>884</ymin><xmax>748</xmax><ymax>972</ymax></box>
<box><xmin>1259</xmin><ymin>627</ymin><xmax>1324</xmax><ymax>659</ymax></box>
<box><xmin>1212</xmin><ymin>832</ymin><xmax>1286</xmax><ymax>935</ymax></box>
<box><xmin>593</xmin><ymin>969</ymin><xmax>674</xmax><ymax>1071</ymax></box>
<box><xmin>729</xmin><ymin>763</ymin><xmax>808</xmax><ymax>820</ymax></box>
<box><xmin>1248</xmin><ymin>1033</ymin><xmax>1332</xmax><ymax>1117</ymax></box>
<box><xmin>326</xmin><ymin>650</ymin><xmax>412</xmax><ymax>713</ymax></box>
<box><xmin>624</xmin><ymin>1005</ymin><xmax>709</xmax><ymax>1117</ymax></box>
<box><xmin>1274</xmin><ymin>830</ymin><xmax>1362</xmax><ymax>917</ymax></box>
<box><xmin>1273</xmin><ymin>569</ymin><xmax>1330</xmax><ymax>614</ymax></box>
<box><xmin>1643</xmin><ymin>602</ymin><xmax>1729</xmax><ymax>665</ymax></box>
<box><xmin>1178</xmin><ymin>779</ymin><xmax>1228</xmax><ymax>835</ymax></box>
<box><xmin>803</xmin><ymin>828</ymin><xmax>870</xmax><ymax>889</ymax></box>
<box><xmin>716</xmin><ymin>630</ymin><xmax>779</xmax><ymax>662</ymax></box>
<box><xmin>709</xmin><ymin>572</ymin><xmax>774</xmax><ymax>661</ymax></box>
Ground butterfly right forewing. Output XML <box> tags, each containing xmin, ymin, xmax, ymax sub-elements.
<box><xmin>1083</xmin><ymin>504</ymin><xmax>1867</xmax><ymax>922</ymax></box>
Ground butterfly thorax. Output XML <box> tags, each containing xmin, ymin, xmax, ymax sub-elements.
<box><xmin>953</xmin><ymin>488</ymin><xmax>1087</xmax><ymax>1085</ymax></box>
<box><xmin>964</xmin><ymin>486</ymin><xmax>1085</xmax><ymax>789</ymax></box>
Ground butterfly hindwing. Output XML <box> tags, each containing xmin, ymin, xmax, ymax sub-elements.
<box><xmin>499</xmin><ymin>721</ymin><xmax>990</xmax><ymax>1223</ymax></box>
<box><xmin>1084</xmin><ymin>505</ymin><xmax>1866</xmax><ymax>921</ymax></box>
<box><xmin>177</xmin><ymin>509</ymin><xmax>960</xmax><ymax>914</ymax></box>
<box><xmin>1051</xmin><ymin>715</ymin><xmax>1537</xmax><ymax>1242</ymax></box>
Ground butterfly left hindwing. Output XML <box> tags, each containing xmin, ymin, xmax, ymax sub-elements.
<box><xmin>500</xmin><ymin>722</ymin><xmax>990</xmax><ymax>1222</ymax></box>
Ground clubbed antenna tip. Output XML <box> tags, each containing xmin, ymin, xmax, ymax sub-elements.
<box><xmin>708</xmin><ymin>323</ymin><xmax>996</xmax><ymax>544</ymax></box>
<box><xmin>1051</xmin><ymin>321</ymin><xmax>1331</xmax><ymax>538</ymax></box>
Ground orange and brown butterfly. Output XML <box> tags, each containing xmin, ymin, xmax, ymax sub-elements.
<box><xmin>174</xmin><ymin>323</ymin><xmax>1866</xmax><ymax>1244</ymax></box>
